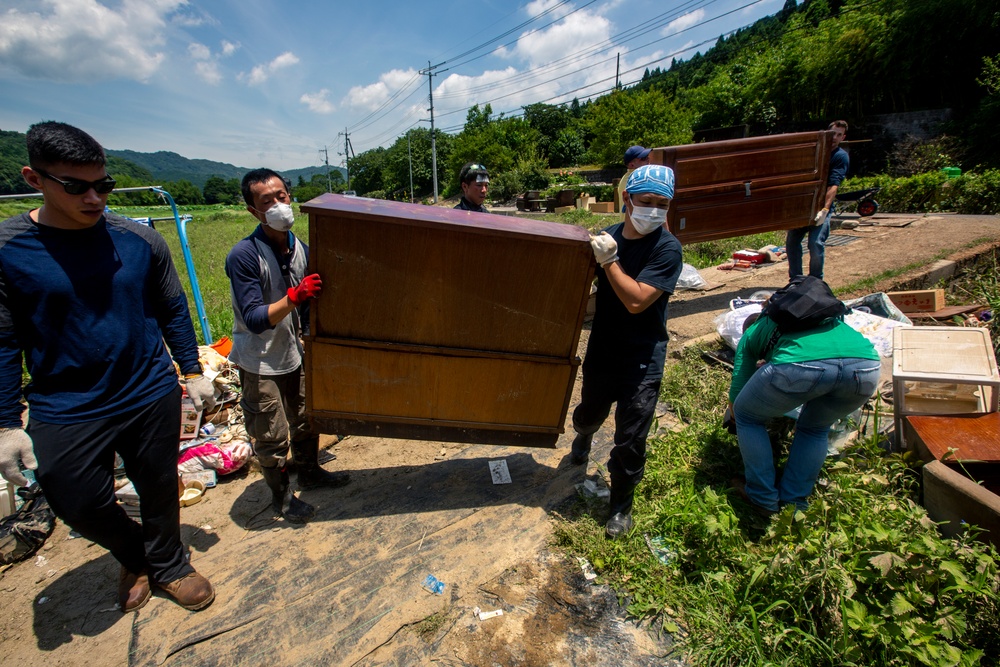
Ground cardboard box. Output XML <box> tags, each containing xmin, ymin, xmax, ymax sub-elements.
<box><xmin>554</xmin><ymin>205</ymin><xmax>575</xmax><ymax>214</ymax></box>
<box><xmin>589</xmin><ymin>202</ymin><xmax>615</xmax><ymax>213</ymax></box>
<box><xmin>887</xmin><ymin>289</ymin><xmax>945</xmax><ymax>313</ymax></box>
<box><xmin>575</xmin><ymin>195</ymin><xmax>594</xmax><ymax>210</ymax></box>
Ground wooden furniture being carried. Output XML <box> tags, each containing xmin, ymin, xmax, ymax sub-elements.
<box><xmin>300</xmin><ymin>194</ymin><xmax>595</xmax><ymax>447</ymax></box>
<box><xmin>649</xmin><ymin>130</ymin><xmax>833</xmax><ymax>244</ymax></box>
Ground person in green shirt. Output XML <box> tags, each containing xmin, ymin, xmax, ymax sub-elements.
<box><xmin>727</xmin><ymin>306</ymin><xmax>880</xmax><ymax>516</ymax></box>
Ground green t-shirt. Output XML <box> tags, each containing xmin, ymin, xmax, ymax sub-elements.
<box><xmin>729</xmin><ymin>315</ymin><xmax>879</xmax><ymax>402</ymax></box>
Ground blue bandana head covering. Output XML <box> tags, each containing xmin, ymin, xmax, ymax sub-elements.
<box><xmin>626</xmin><ymin>164</ymin><xmax>675</xmax><ymax>199</ymax></box>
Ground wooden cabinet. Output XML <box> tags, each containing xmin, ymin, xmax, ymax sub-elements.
<box><xmin>650</xmin><ymin>131</ymin><xmax>833</xmax><ymax>244</ymax></box>
<box><xmin>300</xmin><ymin>195</ymin><xmax>595</xmax><ymax>447</ymax></box>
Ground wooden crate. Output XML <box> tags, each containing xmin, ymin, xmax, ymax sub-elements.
<box><xmin>650</xmin><ymin>131</ymin><xmax>832</xmax><ymax>244</ymax></box>
<box><xmin>892</xmin><ymin>326</ymin><xmax>1000</xmax><ymax>449</ymax></box>
<box><xmin>301</xmin><ymin>195</ymin><xmax>595</xmax><ymax>447</ymax></box>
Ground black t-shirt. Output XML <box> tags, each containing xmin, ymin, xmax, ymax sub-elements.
<box><xmin>585</xmin><ymin>223</ymin><xmax>683</xmax><ymax>380</ymax></box>
<box><xmin>454</xmin><ymin>197</ymin><xmax>488</xmax><ymax>213</ymax></box>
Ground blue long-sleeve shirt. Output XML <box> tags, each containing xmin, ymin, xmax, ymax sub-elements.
<box><xmin>0</xmin><ymin>211</ymin><xmax>200</xmax><ymax>427</ymax></box>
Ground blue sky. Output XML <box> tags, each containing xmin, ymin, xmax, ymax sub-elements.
<box><xmin>0</xmin><ymin>0</ymin><xmax>782</xmax><ymax>171</ymax></box>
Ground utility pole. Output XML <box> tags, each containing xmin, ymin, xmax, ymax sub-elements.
<box><xmin>616</xmin><ymin>52</ymin><xmax>621</xmax><ymax>90</ymax></box>
<box><xmin>319</xmin><ymin>146</ymin><xmax>332</xmax><ymax>192</ymax></box>
<box><xmin>337</xmin><ymin>129</ymin><xmax>354</xmax><ymax>189</ymax></box>
<box><xmin>407</xmin><ymin>130</ymin><xmax>414</xmax><ymax>204</ymax></box>
<box><xmin>419</xmin><ymin>60</ymin><xmax>439</xmax><ymax>203</ymax></box>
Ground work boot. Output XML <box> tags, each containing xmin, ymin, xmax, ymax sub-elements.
<box><xmin>605</xmin><ymin>482</ymin><xmax>636</xmax><ymax>540</ymax></box>
<box><xmin>569</xmin><ymin>432</ymin><xmax>593</xmax><ymax>466</ymax></box>
<box><xmin>118</xmin><ymin>566</ymin><xmax>151</xmax><ymax>612</ymax></box>
<box><xmin>293</xmin><ymin>437</ymin><xmax>351</xmax><ymax>490</ymax></box>
<box><xmin>260</xmin><ymin>465</ymin><xmax>316</xmax><ymax>523</ymax></box>
<box><xmin>156</xmin><ymin>571</ymin><xmax>215</xmax><ymax>611</ymax></box>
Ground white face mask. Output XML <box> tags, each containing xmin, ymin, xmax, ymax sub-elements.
<box><xmin>629</xmin><ymin>205</ymin><xmax>667</xmax><ymax>235</ymax></box>
<box><xmin>263</xmin><ymin>201</ymin><xmax>294</xmax><ymax>232</ymax></box>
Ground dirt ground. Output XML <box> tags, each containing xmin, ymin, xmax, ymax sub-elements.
<box><xmin>1</xmin><ymin>211</ymin><xmax>998</xmax><ymax>667</ymax></box>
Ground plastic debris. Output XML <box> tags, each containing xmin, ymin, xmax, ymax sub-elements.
<box><xmin>422</xmin><ymin>574</ymin><xmax>445</xmax><ymax>595</ymax></box>
<box><xmin>576</xmin><ymin>478</ymin><xmax>610</xmax><ymax>499</ymax></box>
<box><xmin>488</xmin><ymin>460</ymin><xmax>511</xmax><ymax>485</ymax></box>
<box><xmin>577</xmin><ymin>556</ymin><xmax>598</xmax><ymax>581</ymax></box>
<box><xmin>473</xmin><ymin>606</ymin><xmax>504</xmax><ymax>621</ymax></box>
<box><xmin>644</xmin><ymin>534</ymin><xmax>677</xmax><ymax>566</ymax></box>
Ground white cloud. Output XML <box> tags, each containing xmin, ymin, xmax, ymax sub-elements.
<box><xmin>344</xmin><ymin>68</ymin><xmax>419</xmax><ymax>111</ymax></box>
<box><xmin>663</xmin><ymin>9</ymin><xmax>705</xmax><ymax>36</ymax></box>
<box><xmin>300</xmin><ymin>89</ymin><xmax>335</xmax><ymax>114</ymax></box>
<box><xmin>496</xmin><ymin>8</ymin><xmax>612</xmax><ymax>69</ymax></box>
<box><xmin>188</xmin><ymin>42</ymin><xmax>211</xmax><ymax>60</ymax></box>
<box><xmin>243</xmin><ymin>51</ymin><xmax>299</xmax><ymax>86</ymax></box>
<box><xmin>221</xmin><ymin>40</ymin><xmax>239</xmax><ymax>57</ymax></box>
<box><xmin>0</xmin><ymin>0</ymin><xmax>185</xmax><ymax>82</ymax></box>
<box><xmin>195</xmin><ymin>60</ymin><xmax>222</xmax><ymax>85</ymax></box>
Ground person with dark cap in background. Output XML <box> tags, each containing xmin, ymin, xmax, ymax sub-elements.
<box><xmin>573</xmin><ymin>164</ymin><xmax>683</xmax><ymax>539</ymax></box>
<box><xmin>455</xmin><ymin>163</ymin><xmax>490</xmax><ymax>213</ymax></box>
<box><xmin>226</xmin><ymin>168</ymin><xmax>351</xmax><ymax>524</ymax></box>
<box><xmin>0</xmin><ymin>121</ymin><xmax>216</xmax><ymax>612</ymax></box>
<box><xmin>616</xmin><ymin>145</ymin><xmax>651</xmax><ymax>219</ymax></box>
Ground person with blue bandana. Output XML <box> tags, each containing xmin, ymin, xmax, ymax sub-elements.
<box><xmin>571</xmin><ymin>164</ymin><xmax>683</xmax><ymax>539</ymax></box>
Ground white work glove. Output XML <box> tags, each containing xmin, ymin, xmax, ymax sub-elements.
<box><xmin>589</xmin><ymin>233</ymin><xmax>619</xmax><ymax>266</ymax></box>
<box><xmin>813</xmin><ymin>208</ymin><xmax>829</xmax><ymax>225</ymax></box>
<box><xmin>0</xmin><ymin>427</ymin><xmax>38</xmax><ymax>487</ymax></box>
<box><xmin>184</xmin><ymin>374</ymin><xmax>217</xmax><ymax>413</ymax></box>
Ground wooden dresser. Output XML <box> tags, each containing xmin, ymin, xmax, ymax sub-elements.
<box><xmin>651</xmin><ymin>130</ymin><xmax>833</xmax><ymax>244</ymax></box>
<box><xmin>300</xmin><ymin>195</ymin><xmax>595</xmax><ymax>447</ymax></box>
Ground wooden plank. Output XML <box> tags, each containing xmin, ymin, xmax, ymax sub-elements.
<box><xmin>308</xmin><ymin>340</ymin><xmax>575</xmax><ymax>434</ymax></box>
<box><xmin>906</xmin><ymin>413</ymin><xmax>1000</xmax><ymax>463</ymax></box>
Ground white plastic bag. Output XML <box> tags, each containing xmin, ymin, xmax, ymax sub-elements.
<box><xmin>715</xmin><ymin>303</ymin><xmax>764</xmax><ymax>350</ymax></box>
<box><xmin>675</xmin><ymin>263</ymin><xmax>708</xmax><ymax>290</ymax></box>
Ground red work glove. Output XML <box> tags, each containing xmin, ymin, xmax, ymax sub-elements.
<box><xmin>287</xmin><ymin>273</ymin><xmax>323</xmax><ymax>305</ymax></box>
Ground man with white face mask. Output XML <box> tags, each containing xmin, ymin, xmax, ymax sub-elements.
<box><xmin>225</xmin><ymin>169</ymin><xmax>350</xmax><ymax>523</ymax></box>
<box><xmin>571</xmin><ymin>164</ymin><xmax>682</xmax><ymax>540</ymax></box>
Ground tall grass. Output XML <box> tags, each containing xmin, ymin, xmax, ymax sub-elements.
<box><xmin>554</xmin><ymin>345</ymin><xmax>1000</xmax><ymax>666</ymax></box>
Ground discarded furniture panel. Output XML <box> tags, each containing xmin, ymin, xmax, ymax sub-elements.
<box><xmin>650</xmin><ymin>131</ymin><xmax>833</xmax><ymax>244</ymax></box>
<box><xmin>301</xmin><ymin>194</ymin><xmax>595</xmax><ymax>447</ymax></box>
<box><xmin>905</xmin><ymin>413</ymin><xmax>1000</xmax><ymax>496</ymax></box>
<box><xmin>892</xmin><ymin>326</ymin><xmax>1000</xmax><ymax>450</ymax></box>
<box><xmin>923</xmin><ymin>460</ymin><xmax>1000</xmax><ymax>549</ymax></box>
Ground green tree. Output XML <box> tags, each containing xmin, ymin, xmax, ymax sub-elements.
<box><xmin>447</xmin><ymin>104</ymin><xmax>543</xmax><ymax>194</ymax></box>
<box><xmin>582</xmin><ymin>89</ymin><xmax>695</xmax><ymax>167</ymax></box>
<box><xmin>346</xmin><ymin>147</ymin><xmax>387</xmax><ymax>196</ymax></box>
<box><xmin>203</xmin><ymin>175</ymin><xmax>241</xmax><ymax>205</ymax></box>
<box><xmin>164</xmin><ymin>179</ymin><xmax>205</xmax><ymax>206</ymax></box>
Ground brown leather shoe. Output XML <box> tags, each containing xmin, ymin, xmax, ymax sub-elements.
<box><xmin>730</xmin><ymin>476</ymin><xmax>778</xmax><ymax>518</ymax></box>
<box><xmin>118</xmin><ymin>567</ymin><xmax>151</xmax><ymax>612</ymax></box>
<box><xmin>157</xmin><ymin>571</ymin><xmax>215</xmax><ymax>611</ymax></box>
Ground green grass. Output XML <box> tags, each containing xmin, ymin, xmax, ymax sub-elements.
<box><xmin>554</xmin><ymin>346</ymin><xmax>1000</xmax><ymax>666</ymax></box>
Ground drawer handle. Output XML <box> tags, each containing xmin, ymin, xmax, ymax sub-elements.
<box><xmin>744</xmin><ymin>181</ymin><xmax>752</xmax><ymax>198</ymax></box>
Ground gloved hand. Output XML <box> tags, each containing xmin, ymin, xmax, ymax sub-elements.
<box><xmin>589</xmin><ymin>233</ymin><xmax>619</xmax><ymax>266</ymax></box>
<box><xmin>185</xmin><ymin>374</ymin><xmax>217</xmax><ymax>413</ymax></box>
<box><xmin>0</xmin><ymin>427</ymin><xmax>38</xmax><ymax>487</ymax></box>
<box><xmin>722</xmin><ymin>406</ymin><xmax>737</xmax><ymax>435</ymax></box>
<box><xmin>287</xmin><ymin>273</ymin><xmax>323</xmax><ymax>305</ymax></box>
<box><xmin>813</xmin><ymin>208</ymin><xmax>829</xmax><ymax>225</ymax></box>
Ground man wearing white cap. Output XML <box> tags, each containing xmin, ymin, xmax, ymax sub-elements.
<box><xmin>574</xmin><ymin>164</ymin><xmax>682</xmax><ymax>539</ymax></box>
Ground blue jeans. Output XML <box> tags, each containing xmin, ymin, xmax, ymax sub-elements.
<box><xmin>786</xmin><ymin>213</ymin><xmax>831</xmax><ymax>279</ymax></box>
<box><xmin>733</xmin><ymin>358</ymin><xmax>881</xmax><ymax>511</ymax></box>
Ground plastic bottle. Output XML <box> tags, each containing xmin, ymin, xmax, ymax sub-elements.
<box><xmin>422</xmin><ymin>574</ymin><xmax>445</xmax><ymax>595</ymax></box>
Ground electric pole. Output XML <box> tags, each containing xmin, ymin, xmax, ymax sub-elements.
<box><xmin>419</xmin><ymin>61</ymin><xmax>439</xmax><ymax>203</ymax></box>
<box><xmin>319</xmin><ymin>146</ymin><xmax>332</xmax><ymax>192</ymax></box>
<box><xmin>616</xmin><ymin>52</ymin><xmax>621</xmax><ymax>90</ymax></box>
<box><xmin>407</xmin><ymin>130</ymin><xmax>414</xmax><ymax>203</ymax></box>
<box><xmin>337</xmin><ymin>129</ymin><xmax>354</xmax><ymax>189</ymax></box>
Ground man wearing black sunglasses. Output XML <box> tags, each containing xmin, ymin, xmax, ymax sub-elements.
<box><xmin>0</xmin><ymin>121</ymin><xmax>216</xmax><ymax>613</ymax></box>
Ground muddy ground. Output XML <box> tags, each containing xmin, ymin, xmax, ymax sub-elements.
<box><xmin>1</xmin><ymin>212</ymin><xmax>998</xmax><ymax>667</ymax></box>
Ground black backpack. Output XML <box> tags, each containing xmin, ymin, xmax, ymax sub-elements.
<box><xmin>761</xmin><ymin>276</ymin><xmax>847</xmax><ymax>333</ymax></box>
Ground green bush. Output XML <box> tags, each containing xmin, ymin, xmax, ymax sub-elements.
<box><xmin>948</xmin><ymin>171</ymin><xmax>1000</xmax><ymax>214</ymax></box>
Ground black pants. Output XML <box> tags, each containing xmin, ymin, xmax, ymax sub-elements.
<box><xmin>29</xmin><ymin>385</ymin><xmax>193</xmax><ymax>584</ymax></box>
<box><xmin>572</xmin><ymin>370</ymin><xmax>662</xmax><ymax>487</ymax></box>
